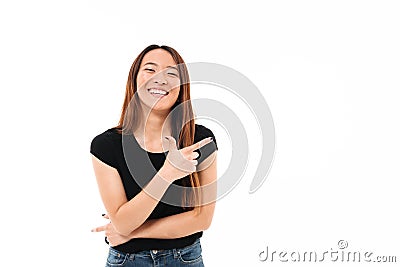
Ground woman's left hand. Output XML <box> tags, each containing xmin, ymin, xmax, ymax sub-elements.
<box><xmin>91</xmin><ymin>214</ymin><xmax>133</xmax><ymax>246</ymax></box>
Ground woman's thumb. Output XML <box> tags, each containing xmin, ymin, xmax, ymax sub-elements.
<box><xmin>165</xmin><ymin>136</ymin><xmax>177</xmax><ymax>151</ymax></box>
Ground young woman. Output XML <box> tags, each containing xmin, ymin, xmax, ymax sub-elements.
<box><xmin>90</xmin><ymin>44</ymin><xmax>218</xmax><ymax>266</ymax></box>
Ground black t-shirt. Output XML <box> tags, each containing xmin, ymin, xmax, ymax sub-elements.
<box><xmin>90</xmin><ymin>124</ymin><xmax>218</xmax><ymax>253</ymax></box>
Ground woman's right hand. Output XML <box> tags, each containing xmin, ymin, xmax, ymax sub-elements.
<box><xmin>160</xmin><ymin>136</ymin><xmax>213</xmax><ymax>183</ymax></box>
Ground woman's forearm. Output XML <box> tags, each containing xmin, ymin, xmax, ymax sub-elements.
<box><xmin>123</xmin><ymin>157</ymin><xmax>218</xmax><ymax>239</ymax></box>
<box><xmin>128</xmin><ymin>205</ymin><xmax>214</xmax><ymax>239</ymax></box>
<box><xmin>111</xmin><ymin>167</ymin><xmax>173</xmax><ymax>236</ymax></box>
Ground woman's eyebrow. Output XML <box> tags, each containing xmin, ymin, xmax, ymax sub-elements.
<box><xmin>144</xmin><ymin>62</ymin><xmax>157</xmax><ymax>66</ymax></box>
<box><xmin>144</xmin><ymin>62</ymin><xmax>178</xmax><ymax>71</ymax></box>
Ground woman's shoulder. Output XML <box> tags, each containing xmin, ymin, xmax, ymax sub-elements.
<box><xmin>195</xmin><ymin>124</ymin><xmax>214</xmax><ymax>137</ymax></box>
<box><xmin>91</xmin><ymin>127</ymin><xmax>121</xmax><ymax>146</ymax></box>
<box><xmin>90</xmin><ymin>127</ymin><xmax>121</xmax><ymax>168</ymax></box>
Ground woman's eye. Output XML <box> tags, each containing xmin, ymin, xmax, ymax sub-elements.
<box><xmin>145</xmin><ymin>68</ymin><xmax>155</xmax><ymax>72</ymax></box>
<box><xmin>168</xmin><ymin>72</ymin><xmax>178</xmax><ymax>77</ymax></box>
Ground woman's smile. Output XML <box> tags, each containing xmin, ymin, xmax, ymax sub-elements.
<box><xmin>147</xmin><ymin>87</ymin><xmax>169</xmax><ymax>98</ymax></box>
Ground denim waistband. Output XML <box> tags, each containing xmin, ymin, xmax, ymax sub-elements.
<box><xmin>109</xmin><ymin>237</ymin><xmax>201</xmax><ymax>260</ymax></box>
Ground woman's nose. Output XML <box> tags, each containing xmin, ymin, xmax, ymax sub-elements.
<box><xmin>153</xmin><ymin>72</ymin><xmax>168</xmax><ymax>85</ymax></box>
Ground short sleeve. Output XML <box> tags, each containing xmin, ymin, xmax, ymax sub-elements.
<box><xmin>90</xmin><ymin>133</ymin><xmax>118</xmax><ymax>169</ymax></box>
<box><xmin>194</xmin><ymin>124</ymin><xmax>218</xmax><ymax>165</ymax></box>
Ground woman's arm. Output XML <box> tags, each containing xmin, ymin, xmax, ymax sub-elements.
<box><xmin>130</xmin><ymin>152</ymin><xmax>217</xmax><ymax>239</ymax></box>
<box><xmin>91</xmin><ymin>137</ymin><xmax>213</xmax><ymax>236</ymax></box>
<box><xmin>92</xmin><ymin>152</ymin><xmax>217</xmax><ymax>243</ymax></box>
<box><xmin>92</xmin><ymin>156</ymin><xmax>172</xmax><ymax>236</ymax></box>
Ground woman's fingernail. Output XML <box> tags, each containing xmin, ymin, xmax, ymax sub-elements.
<box><xmin>102</xmin><ymin>213</ymin><xmax>106</xmax><ymax>216</ymax></box>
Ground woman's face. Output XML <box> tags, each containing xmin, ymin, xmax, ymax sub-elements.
<box><xmin>136</xmin><ymin>49</ymin><xmax>181</xmax><ymax>112</ymax></box>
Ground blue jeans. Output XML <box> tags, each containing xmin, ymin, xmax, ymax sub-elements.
<box><xmin>105</xmin><ymin>238</ymin><xmax>205</xmax><ymax>266</ymax></box>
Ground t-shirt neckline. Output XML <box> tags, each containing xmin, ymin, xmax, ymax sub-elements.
<box><xmin>132</xmin><ymin>134</ymin><xmax>169</xmax><ymax>154</ymax></box>
<box><xmin>119</xmin><ymin>129</ymin><xmax>169</xmax><ymax>155</ymax></box>
<box><xmin>110</xmin><ymin>127</ymin><xmax>170</xmax><ymax>154</ymax></box>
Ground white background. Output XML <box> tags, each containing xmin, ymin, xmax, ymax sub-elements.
<box><xmin>1</xmin><ymin>1</ymin><xmax>399</xmax><ymax>266</ymax></box>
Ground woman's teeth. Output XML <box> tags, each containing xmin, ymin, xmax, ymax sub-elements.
<box><xmin>148</xmin><ymin>88</ymin><xmax>168</xmax><ymax>95</ymax></box>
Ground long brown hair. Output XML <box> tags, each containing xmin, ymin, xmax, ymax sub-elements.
<box><xmin>115</xmin><ymin>44</ymin><xmax>201</xmax><ymax>213</ymax></box>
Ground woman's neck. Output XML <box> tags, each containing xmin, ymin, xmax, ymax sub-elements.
<box><xmin>135</xmin><ymin>104</ymin><xmax>172</xmax><ymax>140</ymax></box>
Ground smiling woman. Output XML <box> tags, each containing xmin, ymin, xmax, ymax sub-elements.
<box><xmin>90</xmin><ymin>44</ymin><xmax>218</xmax><ymax>267</ymax></box>
<box><xmin>136</xmin><ymin>49</ymin><xmax>182</xmax><ymax>112</ymax></box>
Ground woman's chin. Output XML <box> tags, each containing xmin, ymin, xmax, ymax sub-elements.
<box><xmin>140</xmin><ymin>99</ymin><xmax>175</xmax><ymax>112</ymax></box>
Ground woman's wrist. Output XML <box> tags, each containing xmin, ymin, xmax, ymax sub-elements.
<box><xmin>158</xmin><ymin>165</ymin><xmax>175</xmax><ymax>183</ymax></box>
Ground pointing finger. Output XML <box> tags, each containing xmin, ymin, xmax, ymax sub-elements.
<box><xmin>186</xmin><ymin>137</ymin><xmax>213</xmax><ymax>152</ymax></box>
